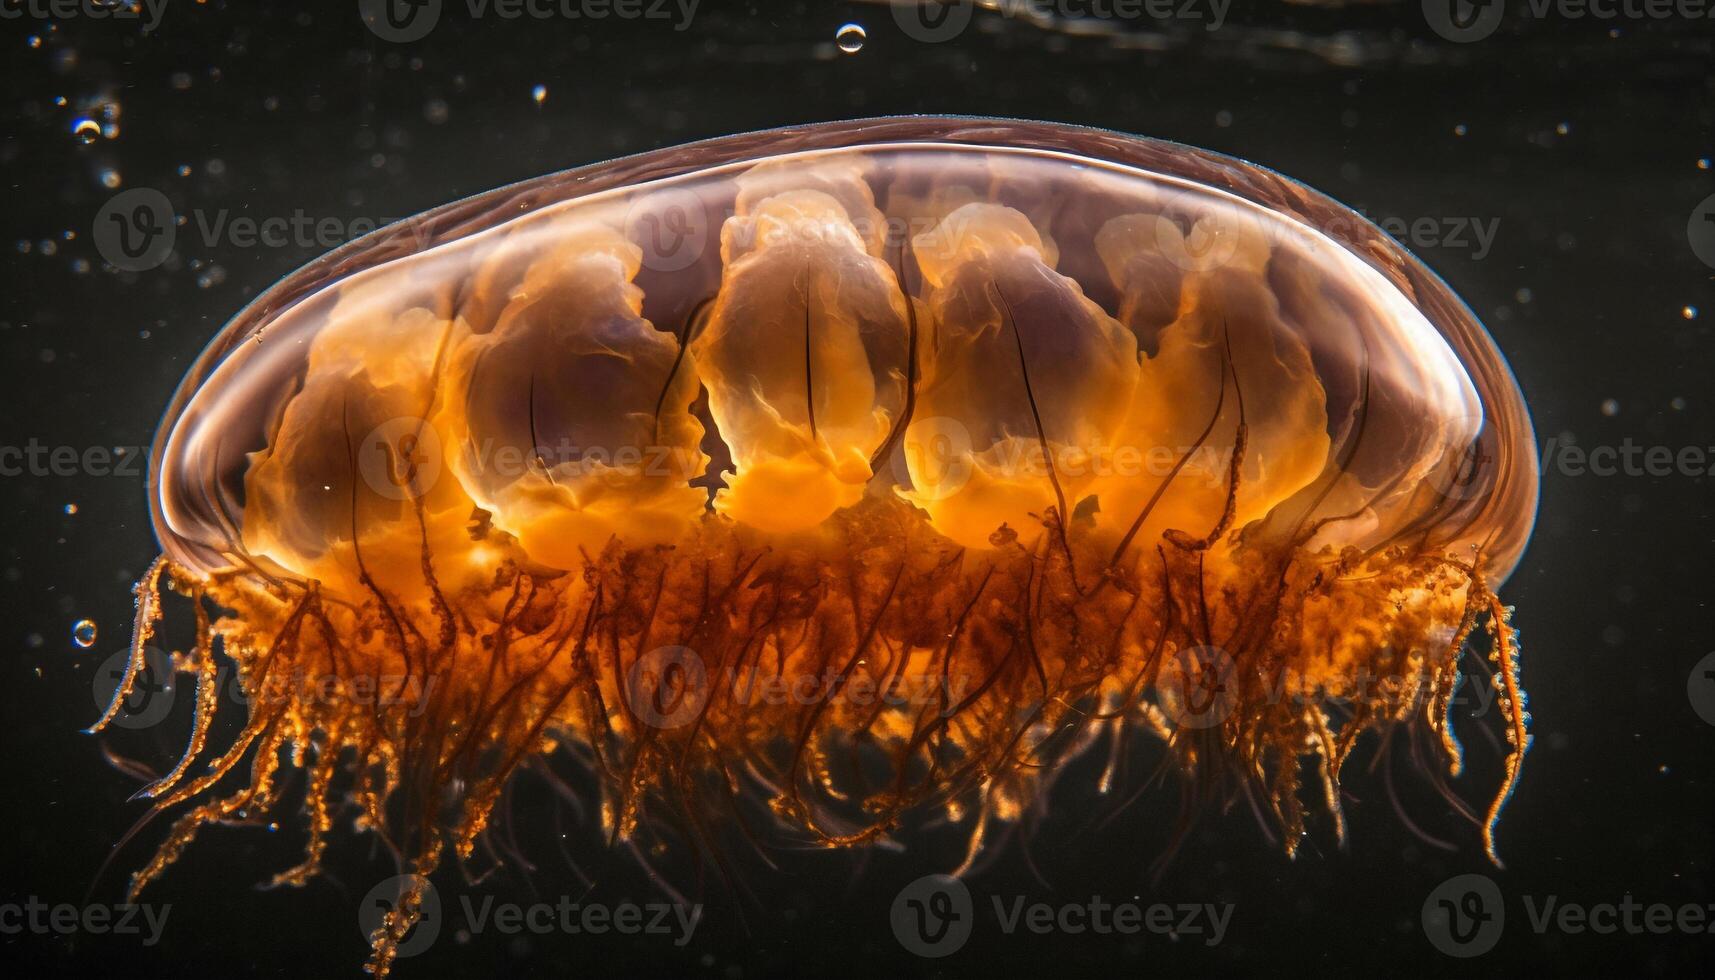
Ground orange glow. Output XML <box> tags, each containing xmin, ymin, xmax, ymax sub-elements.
<box><xmin>102</xmin><ymin>120</ymin><xmax>1537</xmax><ymax>976</ymax></box>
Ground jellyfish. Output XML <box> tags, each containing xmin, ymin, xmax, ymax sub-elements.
<box><xmin>96</xmin><ymin>118</ymin><xmax>1537</xmax><ymax>975</ymax></box>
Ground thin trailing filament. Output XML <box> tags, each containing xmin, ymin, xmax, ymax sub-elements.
<box><xmin>1480</xmin><ymin>574</ymin><xmax>1531</xmax><ymax>867</ymax></box>
<box><xmin>88</xmin><ymin>554</ymin><xmax>169</xmax><ymax>734</ymax></box>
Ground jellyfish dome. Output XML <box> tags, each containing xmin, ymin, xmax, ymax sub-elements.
<box><xmin>100</xmin><ymin>118</ymin><xmax>1537</xmax><ymax>976</ymax></box>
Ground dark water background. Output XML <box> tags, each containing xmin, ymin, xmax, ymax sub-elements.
<box><xmin>2</xmin><ymin>2</ymin><xmax>1712</xmax><ymax>977</ymax></box>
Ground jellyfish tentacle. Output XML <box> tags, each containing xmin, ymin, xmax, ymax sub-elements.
<box><xmin>1481</xmin><ymin>578</ymin><xmax>1530</xmax><ymax>867</ymax></box>
<box><xmin>1107</xmin><ymin>356</ymin><xmax>1228</xmax><ymax>572</ymax></box>
<box><xmin>1164</xmin><ymin>326</ymin><xmax>1248</xmax><ymax>553</ymax></box>
<box><xmin>89</xmin><ymin>554</ymin><xmax>171</xmax><ymax>734</ymax></box>
<box><xmin>128</xmin><ymin>710</ymin><xmax>289</xmax><ymax>902</ymax></box>
<box><xmin>991</xmin><ymin>283</ymin><xmax>1081</xmax><ymax>591</ymax></box>
<box><xmin>651</xmin><ymin>293</ymin><xmax>715</xmax><ymax>447</ymax></box>
<box><xmin>868</xmin><ymin>240</ymin><xmax>922</xmax><ymax>473</ymax></box>
<box><xmin>801</xmin><ymin>276</ymin><xmax>819</xmax><ymax>442</ymax></box>
<box><xmin>1432</xmin><ymin>584</ymin><xmax>1483</xmax><ymax>778</ymax></box>
<box><xmin>134</xmin><ymin>582</ymin><xmax>217</xmax><ymax>800</ymax></box>
<box><xmin>365</xmin><ymin>850</ymin><xmax>438</xmax><ymax>979</ymax></box>
<box><xmin>1309</xmin><ymin>706</ymin><xmax>1348</xmax><ymax>848</ymax></box>
<box><xmin>263</xmin><ymin>715</ymin><xmax>346</xmax><ymax>889</ymax></box>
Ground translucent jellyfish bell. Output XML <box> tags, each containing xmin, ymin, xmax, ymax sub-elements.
<box><xmin>151</xmin><ymin>118</ymin><xmax>1536</xmax><ymax>587</ymax></box>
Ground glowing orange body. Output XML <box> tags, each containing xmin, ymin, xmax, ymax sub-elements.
<box><xmin>100</xmin><ymin>119</ymin><xmax>1538</xmax><ymax>975</ymax></box>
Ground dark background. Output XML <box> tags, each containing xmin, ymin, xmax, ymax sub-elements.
<box><xmin>2</xmin><ymin>2</ymin><xmax>1712</xmax><ymax>977</ymax></box>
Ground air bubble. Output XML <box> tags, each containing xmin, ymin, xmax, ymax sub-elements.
<box><xmin>835</xmin><ymin>23</ymin><xmax>866</xmax><ymax>54</ymax></box>
<box><xmin>72</xmin><ymin>619</ymin><xmax>97</xmax><ymax>648</ymax></box>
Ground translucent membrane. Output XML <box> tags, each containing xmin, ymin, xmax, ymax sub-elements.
<box><xmin>112</xmin><ymin>119</ymin><xmax>1536</xmax><ymax>976</ymax></box>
